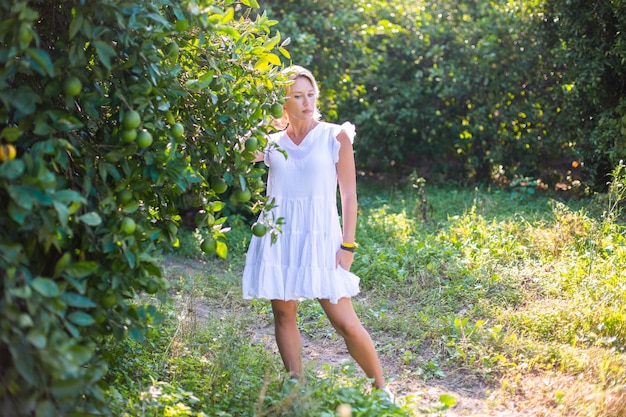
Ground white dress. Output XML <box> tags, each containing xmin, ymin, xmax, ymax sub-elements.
<box><xmin>242</xmin><ymin>121</ymin><xmax>360</xmax><ymax>304</ymax></box>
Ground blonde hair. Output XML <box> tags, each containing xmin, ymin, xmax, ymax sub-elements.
<box><xmin>273</xmin><ymin>65</ymin><xmax>321</xmax><ymax>129</ymax></box>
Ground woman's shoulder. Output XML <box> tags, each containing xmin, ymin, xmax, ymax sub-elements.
<box><xmin>319</xmin><ymin>121</ymin><xmax>356</xmax><ymax>143</ymax></box>
<box><xmin>268</xmin><ymin>129</ymin><xmax>286</xmax><ymax>143</ymax></box>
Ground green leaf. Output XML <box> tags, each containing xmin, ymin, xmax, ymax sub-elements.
<box><xmin>69</xmin><ymin>11</ymin><xmax>84</xmax><ymax>40</ymax></box>
<box><xmin>278</xmin><ymin>47</ymin><xmax>291</xmax><ymax>59</ymax></box>
<box><xmin>8</xmin><ymin>185</ymin><xmax>52</xmax><ymax>209</ymax></box>
<box><xmin>11</xmin><ymin>346</ymin><xmax>37</xmax><ymax>385</ymax></box>
<box><xmin>67</xmin><ymin>311</ymin><xmax>96</xmax><ymax>326</ymax></box>
<box><xmin>31</xmin><ymin>277</ymin><xmax>60</xmax><ymax>297</ymax></box>
<box><xmin>65</xmin><ymin>261</ymin><xmax>98</xmax><ymax>279</ymax></box>
<box><xmin>263</xmin><ymin>33</ymin><xmax>281</xmax><ymax>50</ymax></box>
<box><xmin>142</xmin><ymin>262</ymin><xmax>162</xmax><ymax>277</ymax></box>
<box><xmin>36</xmin><ymin>400</ymin><xmax>57</xmax><ymax>417</ymax></box>
<box><xmin>18</xmin><ymin>313</ymin><xmax>34</xmax><ymax>328</ymax></box>
<box><xmin>53</xmin><ymin>252</ymin><xmax>71</xmax><ymax>278</ymax></box>
<box><xmin>265</xmin><ymin>53</ymin><xmax>281</xmax><ymax>66</ymax></box>
<box><xmin>216</xmin><ymin>240</ymin><xmax>228</xmax><ymax>259</ymax></box>
<box><xmin>244</xmin><ymin>0</ymin><xmax>260</xmax><ymax>7</ymax></box>
<box><xmin>212</xmin><ymin>201</ymin><xmax>225</xmax><ymax>212</ymax></box>
<box><xmin>254</xmin><ymin>56</ymin><xmax>270</xmax><ymax>71</ymax></box>
<box><xmin>9</xmin><ymin>286</ymin><xmax>31</xmax><ymax>299</ymax></box>
<box><xmin>33</xmin><ymin>114</ymin><xmax>51</xmax><ymax>136</ymax></box>
<box><xmin>0</xmin><ymin>243</ymin><xmax>22</xmax><ymax>264</ymax></box>
<box><xmin>25</xmin><ymin>48</ymin><xmax>55</xmax><ymax>76</ymax></box>
<box><xmin>128</xmin><ymin>326</ymin><xmax>145</xmax><ymax>343</ymax></box>
<box><xmin>67</xmin><ymin>345</ymin><xmax>94</xmax><ymax>366</ymax></box>
<box><xmin>0</xmin><ymin>85</ymin><xmax>41</xmax><ymax>117</ymax></box>
<box><xmin>78</xmin><ymin>212</ymin><xmax>102</xmax><ymax>226</ymax></box>
<box><xmin>440</xmin><ymin>394</ymin><xmax>457</xmax><ymax>407</ymax></box>
<box><xmin>217</xmin><ymin>25</ymin><xmax>240</xmax><ymax>39</ymax></box>
<box><xmin>0</xmin><ymin>158</ymin><xmax>25</xmax><ymax>180</ymax></box>
<box><xmin>220</xmin><ymin>7</ymin><xmax>235</xmax><ymax>24</ymax></box>
<box><xmin>123</xmin><ymin>247</ymin><xmax>136</xmax><ymax>268</ymax></box>
<box><xmin>61</xmin><ymin>292</ymin><xmax>97</xmax><ymax>308</ymax></box>
<box><xmin>93</xmin><ymin>40</ymin><xmax>116</xmax><ymax>70</ymax></box>
<box><xmin>122</xmin><ymin>201</ymin><xmax>140</xmax><ymax>213</ymax></box>
<box><xmin>27</xmin><ymin>327</ymin><xmax>47</xmax><ymax>349</ymax></box>
<box><xmin>53</xmin><ymin>201</ymin><xmax>70</xmax><ymax>228</ymax></box>
<box><xmin>64</xmin><ymin>320</ymin><xmax>80</xmax><ymax>338</ymax></box>
<box><xmin>0</xmin><ymin>126</ymin><xmax>22</xmax><ymax>142</ymax></box>
<box><xmin>8</xmin><ymin>201</ymin><xmax>26</xmax><ymax>224</ymax></box>
<box><xmin>50</xmin><ymin>377</ymin><xmax>86</xmax><ymax>399</ymax></box>
<box><xmin>52</xmin><ymin>114</ymin><xmax>84</xmax><ymax>132</ymax></box>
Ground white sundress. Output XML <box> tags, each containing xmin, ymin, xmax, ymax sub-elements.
<box><xmin>242</xmin><ymin>121</ymin><xmax>360</xmax><ymax>304</ymax></box>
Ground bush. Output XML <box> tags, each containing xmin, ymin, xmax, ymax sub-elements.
<box><xmin>261</xmin><ymin>0</ymin><xmax>626</xmax><ymax>189</ymax></box>
<box><xmin>261</xmin><ymin>1</ymin><xmax>565</xmax><ymax>184</ymax></box>
<box><xmin>542</xmin><ymin>0</ymin><xmax>626</xmax><ymax>189</ymax></box>
<box><xmin>0</xmin><ymin>0</ymin><xmax>286</xmax><ymax>414</ymax></box>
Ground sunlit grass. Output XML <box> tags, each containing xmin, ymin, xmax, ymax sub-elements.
<box><xmin>351</xmin><ymin>174</ymin><xmax>626</xmax><ymax>415</ymax></box>
<box><xmin>106</xmin><ymin>171</ymin><xmax>626</xmax><ymax>416</ymax></box>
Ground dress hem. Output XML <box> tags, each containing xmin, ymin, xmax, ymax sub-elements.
<box><xmin>242</xmin><ymin>292</ymin><xmax>359</xmax><ymax>305</ymax></box>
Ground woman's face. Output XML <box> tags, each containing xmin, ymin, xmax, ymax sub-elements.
<box><xmin>284</xmin><ymin>76</ymin><xmax>317</xmax><ymax>123</ymax></box>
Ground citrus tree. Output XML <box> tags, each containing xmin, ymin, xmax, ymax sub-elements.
<box><xmin>541</xmin><ymin>0</ymin><xmax>626</xmax><ymax>189</ymax></box>
<box><xmin>0</xmin><ymin>0</ymin><xmax>287</xmax><ymax>415</ymax></box>
<box><xmin>262</xmin><ymin>0</ymin><xmax>622</xmax><ymax>188</ymax></box>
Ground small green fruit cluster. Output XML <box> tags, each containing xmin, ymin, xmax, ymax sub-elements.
<box><xmin>120</xmin><ymin>110</ymin><xmax>153</xmax><ymax>148</ymax></box>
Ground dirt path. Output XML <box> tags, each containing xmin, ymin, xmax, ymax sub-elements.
<box><xmin>162</xmin><ymin>256</ymin><xmax>537</xmax><ymax>417</ymax></box>
<box><xmin>250</xmin><ymin>323</ymin><xmax>537</xmax><ymax>416</ymax></box>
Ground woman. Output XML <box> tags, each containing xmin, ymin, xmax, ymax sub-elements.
<box><xmin>242</xmin><ymin>66</ymin><xmax>392</xmax><ymax>399</ymax></box>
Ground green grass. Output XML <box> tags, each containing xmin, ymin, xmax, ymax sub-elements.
<box><xmin>104</xmin><ymin>169</ymin><xmax>626</xmax><ymax>416</ymax></box>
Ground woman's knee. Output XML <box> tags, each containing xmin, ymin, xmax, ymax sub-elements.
<box><xmin>333</xmin><ymin>318</ymin><xmax>365</xmax><ymax>339</ymax></box>
<box><xmin>271</xmin><ymin>300</ymin><xmax>298</xmax><ymax>324</ymax></box>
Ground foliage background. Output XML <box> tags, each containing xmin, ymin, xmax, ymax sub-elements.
<box><xmin>261</xmin><ymin>0</ymin><xmax>626</xmax><ymax>189</ymax></box>
<box><xmin>0</xmin><ymin>0</ymin><xmax>284</xmax><ymax>414</ymax></box>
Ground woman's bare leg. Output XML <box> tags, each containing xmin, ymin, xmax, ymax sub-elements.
<box><xmin>318</xmin><ymin>298</ymin><xmax>385</xmax><ymax>388</ymax></box>
<box><xmin>271</xmin><ymin>299</ymin><xmax>302</xmax><ymax>379</ymax></box>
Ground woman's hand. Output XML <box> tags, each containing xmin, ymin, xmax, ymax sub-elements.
<box><xmin>336</xmin><ymin>248</ymin><xmax>354</xmax><ymax>271</ymax></box>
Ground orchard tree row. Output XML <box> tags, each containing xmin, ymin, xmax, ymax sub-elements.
<box><xmin>261</xmin><ymin>0</ymin><xmax>626</xmax><ymax>189</ymax></box>
<box><xmin>0</xmin><ymin>0</ymin><xmax>287</xmax><ymax>415</ymax></box>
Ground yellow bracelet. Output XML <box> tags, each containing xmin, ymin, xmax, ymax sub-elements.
<box><xmin>340</xmin><ymin>244</ymin><xmax>355</xmax><ymax>253</ymax></box>
<box><xmin>341</xmin><ymin>242</ymin><xmax>357</xmax><ymax>248</ymax></box>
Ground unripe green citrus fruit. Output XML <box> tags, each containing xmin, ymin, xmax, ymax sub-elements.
<box><xmin>93</xmin><ymin>309</ymin><xmax>106</xmax><ymax>323</ymax></box>
<box><xmin>63</xmin><ymin>76</ymin><xmax>82</xmax><ymax>97</ymax></box>
<box><xmin>201</xmin><ymin>238</ymin><xmax>216</xmax><ymax>254</ymax></box>
<box><xmin>251</xmin><ymin>222</ymin><xmax>267</xmax><ymax>237</ymax></box>
<box><xmin>244</xmin><ymin>137</ymin><xmax>258</xmax><ymax>152</ymax></box>
<box><xmin>120</xmin><ymin>128</ymin><xmax>137</xmax><ymax>143</ymax></box>
<box><xmin>211</xmin><ymin>177</ymin><xmax>228</xmax><ymax>194</ymax></box>
<box><xmin>117</xmin><ymin>189</ymin><xmax>133</xmax><ymax>204</ymax></box>
<box><xmin>270</xmin><ymin>103</ymin><xmax>284</xmax><ymax>119</ymax></box>
<box><xmin>121</xmin><ymin>217</ymin><xmax>136</xmax><ymax>234</ymax></box>
<box><xmin>136</xmin><ymin>130</ymin><xmax>153</xmax><ymax>148</ymax></box>
<box><xmin>145</xmin><ymin>279</ymin><xmax>159</xmax><ymax>295</ymax></box>
<box><xmin>102</xmin><ymin>293</ymin><xmax>116</xmax><ymax>308</ymax></box>
<box><xmin>123</xmin><ymin>110</ymin><xmax>141</xmax><ymax>130</ymax></box>
<box><xmin>234</xmin><ymin>188</ymin><xmax>252</xmax><ymax>203</ymax></box>
<box><xmin>171</xmin><ymin>123</ymin><xmax>184</xmax><ymax>139</ymax></box>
